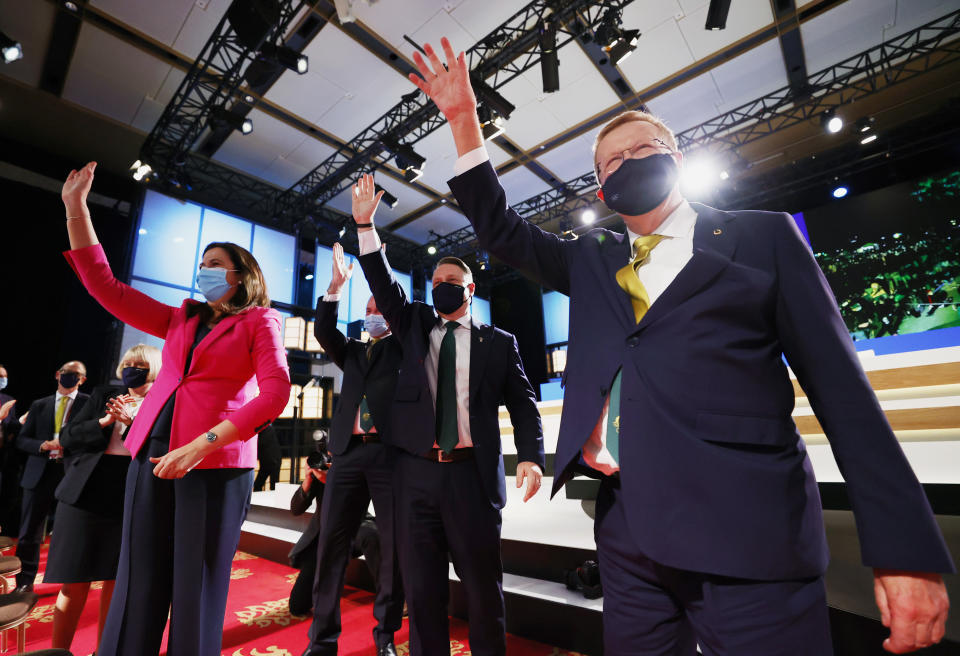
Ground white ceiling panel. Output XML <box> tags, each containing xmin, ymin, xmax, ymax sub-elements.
<box><xmin>396</xmin><ymin>125</ymin><xmax>460</xmax><ymax>194</ymax></box>
<box><xmin>677</xmin><ymin>0</ymin><xmax>773</xmax><ymax>62</ymax></box>
<box><xmin>498</xmin><ymin>166</ymin><xmax>552</xmax><ymax>206</ymax></box>
<box><xmin>884</xmin><ymin>0</ymin><xmax>958</xmax><ymax>40</ymax></box>
<box><xmin>533</xmin><ymin>131</ymin><xmax>597</xmax><ymax>184</ymax></box>
<box><xmin>260</xmin><ymin>153</ymin><xmax>313</xmax><ymax>188</ymax></box>
<box><xmin>266</xmin><ymin>65</ymin><xmax>346</xmax><ymax>128</ymax></box>
<box><xmin>171</xmin><ymin>0</ymin><xmax>234</xmax><ymax>60</ymax></box>
<box><xmin>409</xmin><ymin>8</ymin><xmax>477</xmax><ymax>63</ymax></box>
<box><xmin>621</xmin><ymin>0</ymin><xmax>684</xmax><ymax>33</ymax></box>
<box><xmin>619</xmin><ymin>17</ymin><xmax>695</xmax><ymax>93</ymax></box>
<box><xmin>677</xmin><ymin>0</ymin><xmax>710</xmax><ymax>14</ymax></box>
<box><xmin>802</xmin><ymin>0</ymin><xmax>897</xmax><ymax>74</ymax></box>
<box><xmin>284</xmin><ymin>136</ymin><xmax>337</xmax><ymax>173</ymax></box>
<box><xmin>393</xmin><ymin>205</ymin><xmax>470</xmax><ymax>244</ymax></box>
<box><xmin>644</xmin><ymin>72</ymin><xmax>723</xmax><ymax>136</ymax></box>
<box><xmin>494</xmin><ymin>75</ymin><xmax>566</xmax><ymax>150</ymax></box>
<box><xmin>710</xmin><ymin>38</ymin><xmax>787</xmax><ymax>114</ymax></box>
<box><xmin>347</xmin><ymin>0</ymin><xmax>454</xmax><ymax>55</ymax></box>
<box><xmin>213</xmin><ymin>108</ymin><xmax>317</xmax><ymax>178</ymax></box>
<box><xmin>534</xmin><ymin>44</ymin><xmax>620</xmax><ymax>131</ymax></box>
<box><xmin>323</xmin><ymin>173</ymin><xmax>433</xmax><ymax>225</ymax></box>
<box><xmin>0</xmin><ymin>0</ymin><xmax>55</xmax><ymax>88</ymax></box>
<box><xmin>448</xmin><ymin>0</ymin><xmax>531</xmax><ymax>43</ymax></box>
<box><xmin>91</xmin><ymin>0</ymin><xmax>196</xmax><ymax>47</ymax></box>
<box><xmin>62</xmin><ymin>24</ymin><xmax>174</xmax><ymax>126</ymax></box>
<box><xmin>131</xmin><ymin>96</ymin><xmax>164</xmax><ymax>134</ymax></box>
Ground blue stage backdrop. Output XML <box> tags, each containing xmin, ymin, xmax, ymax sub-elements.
<box><xmin>119</xmin><ymin>189</ymin><xmax>297</xmax><ymax>359</ymax></box>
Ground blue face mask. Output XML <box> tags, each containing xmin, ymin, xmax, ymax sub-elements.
<box><xmin>196</xmin><ymin>267</ymin><xmax>235</xmax><ymax>303</ymax></box>
<box><xmin>364</xmin><ymin>314</ymin><xmax>389</xmax><ymax>338</ymax></box>
<box><xmin>0</xmin><ymin>377</ymin><xmax>7</xmax><ymax>391</ymax></box>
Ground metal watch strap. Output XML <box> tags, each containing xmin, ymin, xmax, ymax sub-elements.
<box><xmin>205</xmin><ymin>431</ymin><xmax>218</xmax><ymax>443</ymax></box>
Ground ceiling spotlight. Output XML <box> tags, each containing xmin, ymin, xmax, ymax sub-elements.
<box><xmin>856</xmin><ymin>116</ymin><xmax>875</xmax><ymax>133</ymax></box>
<box><xmin>860</xmin><ymin>134</ymin><xmax>878</xmax><ymax>145</ymax></box>
<box><xmin>338</xmin><ymin>226</ymin><xmax>347</xmax><ymax>238</ymax></box>
<box><xmin>470</xmin><ymin>74</ymin><xmax>515</xmax><ymax>120</ymax></box>
<box><xmin>478</xmin><ymin>104</ymin><xmax>505</xmax><ymax>141</ymax></box>
<box><xmin>606</xmin><ymin>29</ymin><xmax>640</xmax><ymax>65</ymax></box>
<box><xmin>375</xmin><ymin>184</ymin><xmax>399</xmax><ymax>209</ymax></box>
<box><xmin>705</xmin><ymin>0</ymin><xmax>732</xmax><ymax>30</ymax></box>
<box><xmin>426</xmin><ymin>244</ymin><xmax>437</xmax><ymax>255</ymax></box>
<box><xmin>681</xmin><ymin>157</ymin><xmax>719</xmax><ymax>196</ymax></box>
<box><xmin>0</xmin><ymin>32</ymin><xmax>23</xmax><ymax>64</ymax></box>
<box><xmin>538</xmin><ymin>20</ymin><xmax>559</xmax><ymax>93</ymax></box>
<box><xmin>63</xmin><ymin>1</ymin><xmax>79</xmax><ymax>11</ymax></box>
<box><xmin>132</xmin><ymin>163</ymin><xmax>152</xmax><ymax>182</ymax></box>
<box><xmin>477</xmin><ymin>250</ymin><xmax>490</xmax><ymax>271</ymax></box>
<box><xmin>305</xmin><ymin>273</ymin><xmax>314</xmax><ymax>280</ymax></box>
<box><xmin>260</xmin><ymin>43</ymin><xmax>308</xmax><ymax>75</ymax></box>
<box><xmin>832</xmin><ymin>185</ymin><xmax>849</xmax><ymax>199</ymax></box>
<box><xmin>821</xmin><ymin>110</ymin><xmax>843</xmax><ymax>134</ymax></box>
<box><xmin>581</xmin><ymin>209</ymin><xmax>596</xmax><ymax>224</ymax></box>
<box><xmin>719</xmin><ymin>170</ymin><xmax>730</xmax><ymax>180</ymax></box>
<box><xmin>209</xmin><ymin>106</ymin><xmax>253</xmax><ymax>135</ymax></box>
<box><xmin>385</xmin><ymin>138</ymin><xmax>425</xmax><ymax>181</ymax></box>
<box><xmin>594</xmin><ymin>9</ymin><xmax>640</xmax><ymax>65</ymax></box>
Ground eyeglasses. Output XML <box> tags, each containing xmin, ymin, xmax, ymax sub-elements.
<box><xmin>58</xmin><ymin>369</ymin><xmax>85</xmax><ymax>376</ymax></box>
<box><xmin>596</xmin><ymin>137</ymin><xmax>672</xmax><ymax>183</ymax></box>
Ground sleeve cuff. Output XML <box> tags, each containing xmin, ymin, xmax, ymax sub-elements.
<box><xmin>453</xmin><ymin>146</ymin><xmax>490</xmax><ymax>176</ymax></box>
<box><xmin>358</xmin><ymin>229</ymin><xmax>382</xmax><ymax>256</ymax></box>
<box><xmin>323</xmin><ymin>294</ymin><xmax>341</xmax><ymax>302</ymax></box>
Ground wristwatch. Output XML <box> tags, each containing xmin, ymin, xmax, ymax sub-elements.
<box><xmin>205</xmin><ymin>431</ymin><xmax>218</xmax><ymax>444</ymax></box>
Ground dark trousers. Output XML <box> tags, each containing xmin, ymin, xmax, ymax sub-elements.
<box><xmin>253</xmin><ymin>458</ymin><xmax>280</xmax><ymax>491</ymax></box>
<box><xmin>394</xmin><ymin>452</ymin><xmax>504</xmax><ymax>656</ymax></box>
<box><xmin>15</xmin><ymin>463</ymin><xmax>62</xmax><ymax>587</ymax></box>
<box><xmin>595</xmin><ymin>479</ymin><xmax>833</xmax><ymax>656</ymax></box>
<box><xmin>98</xmin><ymin>438</ymin><xmax>254</xmax><ymax>656</ymax></box>
<box><xmin>290</xmin><ymin>521</ymin><xmax>383</xmax><ymax>618</ymax></box>
<box><xmin>302</xmin><ymin>441</ymin><xmax>404</xmax><ymax>655</ymax></box>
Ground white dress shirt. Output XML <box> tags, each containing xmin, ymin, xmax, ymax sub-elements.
<box><xmin>53</xmin><ymin>388</ymin><xmax>79</xmax><ymax>440</ymax></box>
<box><xmin>453</xmin><ymin>146</ymin><xmax>698</xmax><ymax>473</ymax></box>
<box><xmin>359</xmin><ymin>230</ymin><xmax>474</xmax><ymax>448</ymax></box>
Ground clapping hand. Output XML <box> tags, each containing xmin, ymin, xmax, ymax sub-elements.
<box><xmin>352</xmin><ymin>173</ymin><xmax>384</xmax><ymax>227</ymax></box>
<box><xmin>62</xmin><ymin>161</ymin><xmax>96</xmax><ymax>217</ymax></box>
<box><xmin>105</xmin><ymin>394</ymin><xmax>136</xmax><ymax>426</ymax></box>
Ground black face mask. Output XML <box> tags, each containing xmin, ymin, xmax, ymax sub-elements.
<box><xmin>59</xmin><ymin>372</ymin><xmax>81</xmax><ymax>389</ymax></box>
<box><xmin>121</xmin><ymin>366</ymin><xmax>150</xmax><ymax>389</ymax></box>
<box><xmin>600</xmin><ymin>153</ymin><xmax>679</xmax><ymax>216</ymax></box>
<box><xmin>433</xmin><ymin>282</ymin><xmax>467</xmax><ymax>315</ymax></box>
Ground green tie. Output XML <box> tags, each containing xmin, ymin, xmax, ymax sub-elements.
<box><xmin>54</xmin><ymin>396</ymin><xmax>68</xmax><ymax>434</ymax></box>
<box><xmin>359</xmin><ymin>338</ymin><xmax>381</xmax><ymax>432</ymax></box>
<box><xmin>435</xmin><ymin>321</ymin><xmax>459</xmax><ymax>453</ymax></box>
<box><xmin>607</xmin><ymin>235</ymin><xmax>664</xmax><ymax>463</ymax></box>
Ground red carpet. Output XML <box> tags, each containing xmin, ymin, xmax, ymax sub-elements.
<box><xmin>15</xmin><ymin>542</ymin><xmax>582</xmax><ymax>655</ymax></box>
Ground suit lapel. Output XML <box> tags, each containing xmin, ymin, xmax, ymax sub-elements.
<box><xmin>599</xmin><ymin>231</ymin><xmax>639</xmax><ymax>331</ymax></box>
<box><xmin>469</xmin><ymin>322</ymin><xmax>493</xmax><ymax>401</ymax></box>
<box><xmin>632</xmin><ymin>204</ymin><xmax>737</xmax><ymax>334</ymax></box>
<box><xmin>188</xmin><ymin>313</ymin><xmax>245</xmax><ymax>374</ymax></box>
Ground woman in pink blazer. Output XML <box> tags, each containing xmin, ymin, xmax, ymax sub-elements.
<box><xmin>61</xmin><ymin>162</ymin><xmax>291</xmax><ymax>655</ymax></box>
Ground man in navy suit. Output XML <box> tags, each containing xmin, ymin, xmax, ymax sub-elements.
<box><xmin>0</xmin><ymin>364</ymin><xmax>22</xmax><ymax>535</ymax></box>
<box><xmin>404</xmin><ymin>38</ymin><xmax>953</xmax><ymax>655</ymax></box>
<box><xmin>301</xmin><ymin>241</ymin><xmax>405</xmax><ymax>656</ymax></box>
<box><xmin>351</xmin><ymin>172</ymin><xmax>545</xmax><ymax>656</ymax></box>
<box><xmin>15</xmin><ymin>360</ymin><xmax>89</xmax><ymax>591</ymax></box>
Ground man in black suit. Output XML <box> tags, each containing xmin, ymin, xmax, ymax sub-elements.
<box><xmin>352</xmin><ymin>173</ymin><xmax>545</xmax><ymax>656</ymax></box>
<box><xmin>15</xmin><ymin>360</ymin><xmax>89</xmax><ymax>591</ymax></box>
<box><xmin>301</xmin><ymin>241</ymin><xmax>405</xmax><ymax>656</ymax></box>
<box><xmin>0</xmin><ymin>363</ymin><xmax>22</xmax><ymax>534</ymax></box>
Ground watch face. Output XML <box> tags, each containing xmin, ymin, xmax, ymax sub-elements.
<box><xmin>206</xmin><ymin>432</ymin><xmax>217</xmax><ymax>442</ymax></box>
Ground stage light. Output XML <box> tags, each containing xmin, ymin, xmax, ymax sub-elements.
<box><xmin>385</xmin><ymin>140</ymin><xmax>425</xmax><ymax>181</ymax></box>
<box><xmin>681</xmin><ymin>157</ymin><xmax>719</xmax><ymax>196</ymax></box>
<box><xmin>130</xmin><ymin>159</ymin><xmax>153</xmax><ymax>182</ymax></box>
<box><xmin>470</xmin><ymin>75</ymin><xmax>515</xmax><ymax>120</ymax></box>
<box><xmin>477</xmin><ymin>104</ymin><xmax>505</xmax><ymax>141</ymax></box>
<box><xmin>1</xmin><ymin>32</ymin><xmax>22</xmax><ymax>64</ymax></box>
<box><xmin>63</xmin><ymin>1</ymin><xmax>79</xmax><ymax>11</ymax></box>
<box><xmin>860</xmin><ymin>134</ymin><xmax>877</xmax><ymax>145</ymax></box>
<box><xmin>375</xmin><ymin>184</ymin><xmax>399</xmax><ymax>209</ymax></box>
<box><xmin>260</xmin><ymin>43</ymin><xmax>308</xmax><ymax>74</ymax></box>
<box><xmin>426</xmin><ymin>244</ymin><xmax>437</xmax><ymax>255</ymax></box>
<box><xmin>856</xmin><ymin>116</ymin><xmax>875</xmax><ymax>133</ymax></box>
<box><xmin>719</xmin><ymin>170</ymin><xmax>730</xmax><ymax>180</ymax></box>
<box><xmin>607</xmin><ymin>29</ymin><xmax>640</xmax><ymax>65</ymax></box>
<box><xmin>538</xmin><ymin>20</ymin><xmax>559</xmax><ymax>93</ymax></box>
<box><xmin>338</xmin><ymin>226</ymin><xmax>346</xmax><ymax>238</ymax></box>
<box><xmin>305</xmin><ymin>273</ymin><xmax>314</xmax><ymax>280</ymax></box>
<box><xmin>821</xmin><ymin>111</ymin><xmax>843</xmax><ymax>134</ymax></box>
<box><xmin>705</xmin><ymin>0</ymin><xmax>732</xmax><ymax>30</ymax></box>
<box><xmin>581</xmin><ymin>209</ymin><xmax>596</xmax><ymax>224</ymax></box>
<box><xmin>477</xmin><ymin>250</ymin><xmax>490</xmax><ymax>271</ymax></box>
<box><xmin>832</xmin><ymin>185</ymin><xmax>848</xmax><ymax>198</ymax></box>
<box><xmin>595</xmin><ymin>8</ymin><xmax>640</xmax><ymax>65</ymax></box>
<box><xmin>209</xmin><ymin>106</ymin><xmax>253</xmax><ymax>135</ymax></box>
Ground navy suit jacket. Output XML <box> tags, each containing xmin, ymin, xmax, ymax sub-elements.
<box><xmin>448</xmin><ymin>161</ymin><xmax>954</xmax><ymax>579</ymax></box>
<box><xmin>314</xmin><ymin>297</ymin><xmax>402</xmax><ymax>455</ymax></box>
<box><xmin>17</xmin><ymin>392</ymin><xmax>89</xmax><ymax>491</ymax></box>
<box><xmin>358</xmin><ymin>247</ymin><xmax>545</xmax><ymax>510</ymax></box>
<box><xmin>56</xmin><ymin>385</ymin><xmax>126</xmax><ymax>505</ymax></box>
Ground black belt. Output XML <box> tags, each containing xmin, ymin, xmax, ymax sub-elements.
<box><xmin>351</xmin><ymin>433</ymin><xmax>381</xmax><ymax>444</ymax></box>
<box><xmin>421</xmin><ymin>447</ymin><xmax>474</xmax><ymax>463</ymax></box>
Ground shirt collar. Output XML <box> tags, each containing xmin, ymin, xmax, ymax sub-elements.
<box><xmin>56</xmin><ymin>389</ymin><xmax>79</xmax><ymax>402</ymax></box>
<box><xmin>626</xmin><ymin>200</ymin><xmax>697</xmax><ymax>255</ymax></box>
<box><xmin>438</xmin><ymin>312</ymin><xmax>472</xmax><ymax>330</ymax></box>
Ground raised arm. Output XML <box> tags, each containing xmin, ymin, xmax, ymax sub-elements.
<box><xmin>314</xmin><ymin>242</ymin><xmax>354</xmax><ymax>369</ymax></box>
<box><xmin>61</xmin><ymin>162</ymin><xmax>175</xmax><ymax>338</ymax></box>
<box><xmin>409</xmin><ymin>38</ymin><xmax>571</xmax><ymax>294</ymax></box>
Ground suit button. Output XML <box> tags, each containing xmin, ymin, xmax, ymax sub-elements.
<box><xmin>627</xmin><ymin>337</ymin><xmax>640</xmax><ymax>347</ymax></box>
<box><xmin>600</xmin><ymin>388</ymin><xmax>607</xmax><ymax>397</ymax></box>
<box><xmin>178</xmin><ymin>377</ymin><xmax>182</xmax><ymax>382</ymax></box>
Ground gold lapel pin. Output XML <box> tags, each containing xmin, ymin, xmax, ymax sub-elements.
<box><xmin>713</xmin><ymin>228</ymin><xmax>722</xmax><ymax>235</ymax></box>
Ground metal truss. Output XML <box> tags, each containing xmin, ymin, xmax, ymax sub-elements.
<box><xmin>275</xmin><ymin>0</ymin><xmax>637</xmax><ymax>220</ymax></box>
<box><xmin>141</xmin><ymin>0</ymin><xmax>309</xmax><ymax>181</ymax></box>
<box><xmin>433</xmin><ymin>8</ymin><xmax>960</xmax><ymax>258</ymax></box>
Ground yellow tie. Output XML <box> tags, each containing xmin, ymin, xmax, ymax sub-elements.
<box><xmin>54</xmin><ymin>396</ymin><xmax>68</xmax><ymax>433</ymax></box>
<box><xmin>615</xmin><ymin>235</ymin><xmax>666</xmax><ymax>322</ymax></box>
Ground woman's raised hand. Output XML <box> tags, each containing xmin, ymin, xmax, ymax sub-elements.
<box><xmin>352</xmin><ymin>173</ymin><xmax>384</xmax><ymax>227</ymax></box>
<box><xmin>62</xmin><ymin>161</ymin><xmax>96</xmax><ymax>217</ymax></box>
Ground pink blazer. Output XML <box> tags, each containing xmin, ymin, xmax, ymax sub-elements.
<box><xmin>64</xmin><ymin>244</ymin><xmax>290</xmax><ymax>469</ymax></box>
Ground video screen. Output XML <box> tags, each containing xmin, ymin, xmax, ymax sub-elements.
<box><xmin>805</xmin><ymin>169</ymin><xmax>960</xmax><ymax>341</ymax></box>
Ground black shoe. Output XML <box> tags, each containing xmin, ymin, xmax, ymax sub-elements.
<box><xmin>13</xmin><ymin>583</ymin><xmax>33</xmax><ymax>593</ymax></box>
<box><xmin>378</xmin><ymin>643</ymin><xmax>397</xmax><ymax>656</ymax></box>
